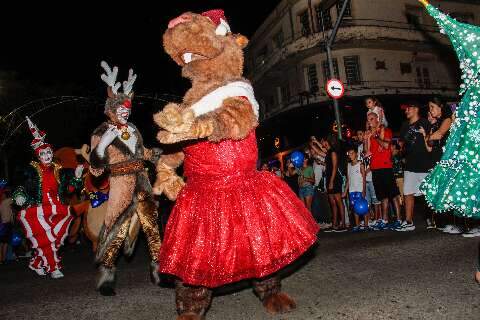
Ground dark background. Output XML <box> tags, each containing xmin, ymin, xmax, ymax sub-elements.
<box><xmin>0</xmin><ymin>1</ymin><xmax>279</xmax><ymax>174</ymax></box>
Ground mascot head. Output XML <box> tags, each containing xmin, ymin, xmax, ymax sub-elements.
<box><xmin>164</xmin><ymin>9</ymin><xmax>249</xmax><ymax>83</ymax></box>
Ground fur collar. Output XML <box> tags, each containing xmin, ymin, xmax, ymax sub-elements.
<box><xmin>190</xmin><ymin>80</ymin><xmax>259</xmax><ymax>119</ymax></box>
<box><xmin>93</xmin><ymin>122</ymin><xmax>144</xmax><ymax>159</ymax></box>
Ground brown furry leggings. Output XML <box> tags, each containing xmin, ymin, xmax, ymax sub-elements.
<box><xmin>175</xmin><ymin>276</ymin><xmax>281</xmax><ymax>316</ymax></box>
<box><xmin>102</xmin><ymin>197</ymin><xmax>161</xmax><ymax>268</ymax></box>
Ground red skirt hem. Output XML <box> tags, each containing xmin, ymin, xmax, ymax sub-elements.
<box><xmin>159</xmin><ymin>237</ymin><xmax>317</xmax><ymax>288</ymax></box>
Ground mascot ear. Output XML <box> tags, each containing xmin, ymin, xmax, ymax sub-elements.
<box><xmin>234</xmin><ymin>34</ymin><xmax>249</xmax><ymax>49</ymax></box>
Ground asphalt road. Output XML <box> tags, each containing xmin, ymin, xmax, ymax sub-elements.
<box><xmin>1</xmin><ymin>227</ymin><xmax>479</xmax><ymax>320</ymax></box>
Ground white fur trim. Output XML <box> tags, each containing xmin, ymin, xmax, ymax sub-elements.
<box><xmin>191</xmin><ymin>81</ymin><xmax>259</xmax><ymax>119</ymax></box>
<box><xmin>215</xmin><ymin>18</ymin><xmax>231</xmax><ymax>36</ymax></box>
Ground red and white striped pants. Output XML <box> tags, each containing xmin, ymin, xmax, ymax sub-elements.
<box><xmin>18</xmin><ymin>193</ymin><xmax>73</xmax><ymax>273</ymax></box>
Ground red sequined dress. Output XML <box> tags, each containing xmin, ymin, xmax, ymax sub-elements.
<box><xmin>159</xmin><ymin>131</ymin><xmax>319</xmax><ymax>288</ymax></box>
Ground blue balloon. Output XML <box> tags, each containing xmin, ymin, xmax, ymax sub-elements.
<box><xmin>290</xmin><ymin>151</ymin><xmax>304</xmax><ymax>168</ymax></box>
<box><xmin>354</xmin><ymin>198</ymin><xmax>369</xmax><ymax>217</ymax></box>
<box><xmin>349</xmin><ymin>192</ymin><xmax>362</xmax><ymax>207</ymax></box>
<box><xmin>10</xmin><ymin>232</ymin><xmax>22</xmax><ymax>247</ymax></box>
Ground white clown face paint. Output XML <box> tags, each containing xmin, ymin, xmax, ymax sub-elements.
<box><xmin>116</xmin><ymin>106</ymin><xmax>130</xmax><ymax>125</ymax></box>
<box><xmin>38</xmin><ymin>147</ymin><xmax>53</xmax><ymax>165</ymax></box>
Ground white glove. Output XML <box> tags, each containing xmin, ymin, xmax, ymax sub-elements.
<box><xmin>74</xmin><ymin>164</ymin><xmax>84</xmax><ymax>179</ymax></box>
<box><xmin>97</xmin><ymin>127</ymin><xmax>118</xmax><ymax>158</ymax></box>
<box><xmin>15</xmin><ymin>194</ymin><xmax>26</xmax><ymax>206</ymax></box>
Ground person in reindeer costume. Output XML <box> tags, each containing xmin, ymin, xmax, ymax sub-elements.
<box><xmin>13</xmin><ymin>117</ymin><xmax>84</xmax><ymax>279</ymax></box>
<box><xmin>153</xmin><ymin>10</ymin><xmax>319</xmax><ymax>319</ymax></box>
<box><xmin>89</xmin><ymin>61</ymin><xmax>162</xmax><ymax>296</ymax></box>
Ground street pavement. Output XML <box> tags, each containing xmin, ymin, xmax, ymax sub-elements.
<box><xmin>1</xmin><ymin>226</ymin><xmax>479</xmax><ymax>320</ymax></box>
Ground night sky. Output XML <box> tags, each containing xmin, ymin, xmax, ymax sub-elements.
<box><xmin>0</xmin><ymin>1</ymin><xmax>279</xmax><ymax>97</ymax></box>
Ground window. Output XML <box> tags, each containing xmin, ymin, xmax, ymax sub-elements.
<box><xmin>344</xmin><ymin>56</ymin><xmax>362</xmax><ymax>85</ymax></box>
<box><xmin>406</xmin><ymin>6</ymin><xmax>423</xmax><ymax>25</ymax></box>
<box><xmin>299</xmin><ymin>11</ymin><xmax>311</xmax><ymax>36</ymax></box>
<box><xmin>273</xmin><ymin>30</ymin><xmax>284</xmax><ymax>48</ymax></box>
<box><xmin>416</xmin><ymin>67</ymin><xmax>431</xmax><ymax>88</ymax></box>
<box><xmin>316</xmin><ymin>6</ymin><xmax>332</xmax><ymax>30</ymax></box>
<box><xmin>400</xmin><ymin>62</ymin><xmax>412</xmax><ymax>74</ymax></box>
<box><xmin>336</xmin><ymin>0</ymin><xmax>352</xmax><ymax>17</ymax></box>
<box><xmin>322</xmin><ymin>59</ymin><xmax>340</xmax><ymax>80</ymax></box>
<box><xmin>375</xmin><ymin>60</ymin><xmax>387</xmax><ymax>70</ymax></box>
<box><xmin>281</xmin><ymin>85</ymin><xmax>290</xmax><ymax>104</ymax></box>
<box><xmin>255</xmin><ymin>46</ymin><xmax>268</xmax><ymax>66</ymax></box>
<box><xmin>307</xmin><ymin>64</ymin><xmax>319</xmax><ymax>93</ymax></box>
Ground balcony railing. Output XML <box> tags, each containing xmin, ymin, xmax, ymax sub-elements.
<box><xmin>248</xmin><ymin>19</ymin><xmax>445</xmax><ymax>79</ymax></box>
<box><xmin>259</xmin><ymin>79</ymin><xmax>458</xmax><ymax>121</ymax></box>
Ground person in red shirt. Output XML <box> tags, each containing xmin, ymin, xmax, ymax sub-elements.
<box><xmin>365</xmin><ymin>112</ymin><xmax>401</xmax><ymax>230</ymax></box>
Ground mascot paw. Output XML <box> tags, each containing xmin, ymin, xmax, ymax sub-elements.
<box><xmin>263</xmin><ymin>292</ymin><xmax>297</xmax><ymax>314</ymax></box>
<box><xmin>154</xmin><ymin>103</ymin><xmax>195</xmax><ymax>133</ymax></box>
<box><xmin>153</xmin><ymin>175</ymin><xmax>185</xmax><ymax>201</ymax></box>
<box><xmin>176</xmin><ymin>313</ymin><xmax>204</xmax><ymax>320</ymax></box>
<box><xmin>157</xmin><ymin>130</ymin><xmax>194</xmax><ymax>144</ymax></box>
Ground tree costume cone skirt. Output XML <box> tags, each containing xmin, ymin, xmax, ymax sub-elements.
<box><xmin>420</xmin><ymin>4</ymin><xmax>480</xmax><ymax>218</ymax></box>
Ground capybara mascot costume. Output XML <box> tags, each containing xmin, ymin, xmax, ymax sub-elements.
<box><xmin>153</xmin><ymin>9</ymin><xmax>319</xmax><ymax>319</ymax></box>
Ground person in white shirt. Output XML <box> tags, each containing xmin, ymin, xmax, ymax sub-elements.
<box><xmin>343</xmin><ymin>146</ymin><xmax>367</xmax><ymax>231</ymax></box>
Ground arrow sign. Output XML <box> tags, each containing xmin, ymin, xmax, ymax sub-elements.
<box><xmin>326</xmin><ymin>79</ymin><xmax>345</xmax><ymax>100</ymax></box>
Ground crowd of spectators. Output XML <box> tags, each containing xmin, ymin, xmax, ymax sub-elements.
<box><xmin>264</xmin><ymin>95</ymin><xmax>480</xmax><ymax>236</ymax></box>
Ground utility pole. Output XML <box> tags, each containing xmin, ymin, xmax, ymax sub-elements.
<box><xmin>325</xmin><ymin>0</ymin><xmax>350</xmax><ymax>140</ymax></box>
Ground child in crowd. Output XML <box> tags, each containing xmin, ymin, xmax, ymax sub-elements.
<box><xmin>343</xmin><ymin>146</ymin><xmax>368</xmax><ymax>231</ymax></box>
<box><xmin>365</xmin><ymin>96</ymin><xmax>388</xmax><ymax>128</ymax></box>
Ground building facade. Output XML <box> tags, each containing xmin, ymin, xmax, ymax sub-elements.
<box><xmin>246</xmin><ymin>0</ymin><xmax>480</xmax><ymax>123</ymax></box>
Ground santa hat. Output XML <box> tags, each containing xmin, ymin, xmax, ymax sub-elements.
<box><xmin>26</xmin><ymin>116</ymin><xmax>51</xmax><ymax>153</ymax></box>
<box><xmin>201</xmin><ymin>9</ymin><xmax>231</xmax><ymax>36</ymax></box>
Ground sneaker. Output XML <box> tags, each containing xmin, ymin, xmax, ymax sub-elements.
<box><xmin>50</xmin><ymin>269</ymin><xmax>64</xmax><ymax>279</ymax></box>
<box><xmin>323</xmin><ymin>228</ymin><xmax>334</xmax><ymax>233</ymax></box>
<box><xmin>368</xmin><ymin>220</ymin><xmax>377</xmax><ymax>228</ymax></box>
<box><xmin>373</xmin><ymin>220</ymin><xmax>387</xmax><ymax>231</ymax></box>
<box><xmin>396</xmin><ymin>221</ymin><xmax>415</xmax><ymax>232</ymax></box>
<box><xmin>463</xmin><ymin>227</ymin><xmax>480</xmax><ymax>238</ymax></box>
<box><xmin>29</xmin><ymin>265</ymin><xmax>47</xmax><ymax>276</ymax></box>
<box><xmin>333</xmin><ymin>227</ymin><xmax>347</xmax><ymax>233</ymax></box>
<box><xmin>387</xmin><ymin>220</ymin><xmax>402</xmax><ymax>230</ymax></box>
<box><xmin>446</xmin><ymin>225</ymin><xmax>463</xmax><ymax>234</ymax></box>
<box><xmin>352</xmin><ymin>226</ymin><xmax>361</xmax><ymax>233</ymax></box>
<box><xmin>440</xmin><ymin>224</ymin><xmax>455</xmax><ymax>233</ymax></box>
<box><xmin>426</xmin><ymin>219</ymin><xmax>435</xmax><ymax>229</ymax></box>
<box><xmin>319</xmin><ymin>222</ymin><xmax>332</xmax><ymax>229</ymax></box>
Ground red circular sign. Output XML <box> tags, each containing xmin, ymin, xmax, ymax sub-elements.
<box><xmin>326</xmin><ymin>79</ymin><xmax>345</xmax><ymax>99</ymax></box>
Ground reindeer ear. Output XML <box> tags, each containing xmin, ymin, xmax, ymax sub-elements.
<box><xmin>234</xmin><ymin>34</ymin><xmax>249</xmax><ymax>49</ymax></box>
<box><xmin>107</xmin><ymin>87</ymin><xmax>115</xmax><ymax>98</ymax></box>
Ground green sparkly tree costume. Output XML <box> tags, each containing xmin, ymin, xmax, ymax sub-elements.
<box><xmin>420</xmin><ymin>4</ymin><xmax>480</xmax><ymax>217</ymax></box>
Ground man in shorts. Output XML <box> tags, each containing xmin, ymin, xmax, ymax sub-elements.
<box><xmin>365</xmin><ymin>112</ymin><xmax>402</xmax><ymax>230</ymax></box>
<box><xmin>398</xmin><ymin>102</ymin><xmax>431</xmax><ymax>231</ymax></box>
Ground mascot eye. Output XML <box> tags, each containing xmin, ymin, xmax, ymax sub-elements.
<box><xmin>215</xmin><ymin>18</ymin><xmax>231</xmax><ymax>36</ymax></box>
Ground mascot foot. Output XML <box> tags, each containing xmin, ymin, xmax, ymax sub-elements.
<box><xmin>262</xmin><ymin>292</ymin><xmax>297</xmax><ymax>314</ymax></box>
<box><xmin>176</xmin><ymin>313</ymin><xmax>204</xmax><ymax>320</ymax></box>
<box><xmin>150</xmin><ymin>261</ymin><xmax>161</xmax><ymax>286</ymax></box>
<box><xmin>253</xmin><ymin>276</ymin><xmax>296</xmax><ymax>314</ymax></box>
<box><xmin>96</xmin><ymin>266</ymin><xmax>116</xmax><ymax>296</ymax></box>
<box><xmin>175</xmin><ymin>281</ymin><xmax>212</xmax><ymax>319</ymax></box>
